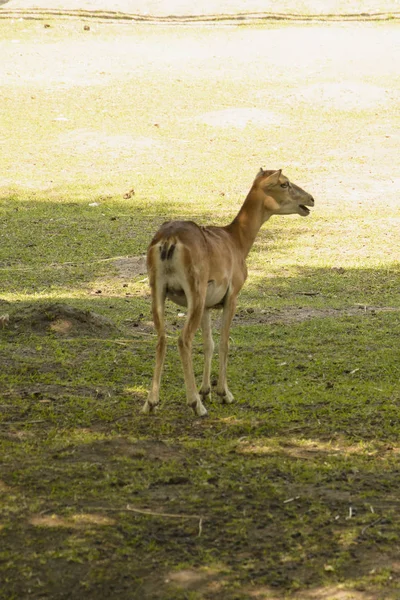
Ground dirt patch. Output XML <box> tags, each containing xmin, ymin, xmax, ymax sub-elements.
<box><xmin>243</xmin><ymin>584</ymin><xmax>373</xmax><ymax>600</ymax></box>
<box><xmin>1</xmin><ymin>383</ymin><xmax>101</xmax><ymax>401</ymax></box>
<box><xmin>196</xmin><ymin>108</ymin><xmax>282</xmax><ymax>129</ymax></box>
<box><xmin>59</xmin><ymin>130</ymin><xmax>160</xmax><ymax>156</ymax></box>
<box><xmin>166</xmin><ymin>567</ymin><xmax>223</xmax><ymax>595</ymax></box>
<box><xmin>233</xmin><ymin>305</ymin><xmax>400</xmax><ymax>325</ymax></box>
<box><xmin>29</xmin><ymin>512</ymin><xmax>116</xmax><ymax>529</ymax></box>
<box><xmin>125</xmin><ymin>304</ymin><xmax>400</xmax><ymax>334</ymax></box>
<box><xmin>8</xmin><ymin>303</ymin><xmax>117</xmax><ymax>336</ymax></box>
<box><xmin>297</xmin><ymin>82</ymin><xmax>389</xmax><ymax>111</ymax></box>
<box><xmin>53</xmin><ymin>438</ymin><xmax>183</xmax><ymax>462</ymax></box>
<box><xmin>113</xmin><ymin>255</ymin><xmax>147</xmax><ymax>278</ymax></box>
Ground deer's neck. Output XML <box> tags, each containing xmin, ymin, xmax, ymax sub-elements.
<box><xmin>226</xmin><ymin>189</ymin><xmax>271</xmax><ymax>258</ymax></box>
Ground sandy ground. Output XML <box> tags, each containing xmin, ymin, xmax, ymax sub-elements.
<box><xmin>1</xmin><ymin>0</ymin><xmax>399</xmax><ymax>16</ymax></box>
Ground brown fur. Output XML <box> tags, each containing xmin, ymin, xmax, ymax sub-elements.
<box><xmin>143</xmin><ymin>169</ymin><xmax>314</xmax><ymax>416</ymax></box>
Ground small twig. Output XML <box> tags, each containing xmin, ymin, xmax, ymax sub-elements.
<box><xmin>63</xmin><ymin>505</ymin><xmax>205</xmax><ymax>534</ymax></box>
<box><xmin>57</xmin><ymin>338</ymin><xmax>134</xmax><ymax>344</ymax></box>
<box><xmin>126</xmin><ymin>504</ymin><xmax>202</xmax><ymax>521</ymax></box>
<box><xmin>130</xmin><ymin>331</ymin><xmax>162</xmax><ymax>337</ymax></box>
<box><xmin>361</xmin><ymin>516</ymin><xmax>384</xmax><ymax>536</ymax></box>
<box><xmin>57</xmin><ymin>333</ymin><xmax>159</xmax><ymax>342</ymax></box>
<box><xmin>283</xmin><ymin>496</ymin><xmax>300</xmax><ymax>504</ymax></box>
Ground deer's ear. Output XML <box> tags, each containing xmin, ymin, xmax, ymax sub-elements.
<box><xmin>261</xmin><ymin>169</ymin><xmax>282</xmax><ymax>188</ymax></box>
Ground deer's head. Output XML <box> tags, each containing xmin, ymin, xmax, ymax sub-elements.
<box><xmin>255</xmin><ymin>169</ymin><xmax>315</xmax><ymax>218</ymax></box>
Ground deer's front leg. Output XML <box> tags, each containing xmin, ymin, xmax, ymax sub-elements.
<box><xmin>217</xmin><ymin>293</ymin><xmax>237</xmax><ymax>404</ymax></box>
<box><xmin>199</xmin><ymin>309</ymin><xmax>214</xmax><ymax>402</ymax></box>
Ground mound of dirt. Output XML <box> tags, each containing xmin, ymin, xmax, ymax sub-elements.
<box><xmin>8</xmin><ymin>303</ymin><xmax>117</xmax><ymax>337</ymax></box>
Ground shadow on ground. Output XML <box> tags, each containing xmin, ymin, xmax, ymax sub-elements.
<box><xmin>1</xmin><ymin>292</ymin><xmax>399</xmax><ymax>597</ymax></box>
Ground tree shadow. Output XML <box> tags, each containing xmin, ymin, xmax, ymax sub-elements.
<box><xmin>1</xmin><ymin>422</ymin><xmax>399</xmax><ymax>599</ymax></box>
<box><xmin>0</xmin><ymin>192</ymin><xmax>314</xmax><ymax>298</ymax></box>
<box><xmin>1</xmin><ymin>299</ymin><xmax>399</xmax><ymax>598</ymax></box>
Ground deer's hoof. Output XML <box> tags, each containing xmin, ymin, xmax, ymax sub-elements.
<box><xmin>142</xmin><ymin>401</ymin><xmax>156</xmax><ymax>414</ymax></box>
<box><xmin>191</xmin><ymin>400</ymin><xmax>208</xmax><ymax>417</ymax></box>
<box><xmin>220</xmin><ymin>391</ymin><xmax>234</xmax><ymax>404</ymax></box>
<box><xmin>199</xmin><ymin>387</ymin><xmax>211</xmax><ymax>402</ymax></box>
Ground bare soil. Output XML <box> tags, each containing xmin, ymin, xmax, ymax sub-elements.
<box><xmin>9</xmin><ymin>303</ymin><xmax>118</xmax><ymax>336</ymax></box>
<box><xmin>2</xmin><ymin>0</ymin><xmax>400</xmax><ymax>18</ymax></box>
<box><xmin>233</xmin><ymin>305</ymin><xmax>400</xmax><ymax>325</ymax></box>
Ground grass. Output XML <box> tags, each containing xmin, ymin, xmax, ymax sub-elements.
<box><xmin>0</xmin><ymin>15</ymin><xmax>399</xmax><ymax>600</ymax></box>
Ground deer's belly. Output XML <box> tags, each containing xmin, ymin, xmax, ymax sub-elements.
<box><xmin>166</xmin><ymin>288</ymin><xmax>187</xmax><ymax>307</ymax></box>
<box><xmin>166</xmin><ymin>280</ymin><xmax>228</xmax><ymax>309</ymax></box>
<box><xmin>205</xmin><ymin>280</ymin><xmax>228</xmax><ymax>308</ymax></box>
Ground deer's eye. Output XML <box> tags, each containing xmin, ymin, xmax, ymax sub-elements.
<box><xmin>280</xmin><ymin>182</ymin><xmax>290</xmax><ymax>188</ymax></box>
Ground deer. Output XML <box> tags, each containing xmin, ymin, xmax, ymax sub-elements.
<box><xmin>142</xmin><ymin>168</ymin><xmax>314</xmax><ymax>417</ymax></box>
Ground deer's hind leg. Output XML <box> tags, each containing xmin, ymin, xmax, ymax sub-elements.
<box><xmin>142</xmin><ymin>276</ymin><xmax>167</xmax><ymax>414</ymax></box>
<box><xmin>178</xmin><ymin>274</ymin><xmax>208</xmax><ymax>417</ymax></box>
